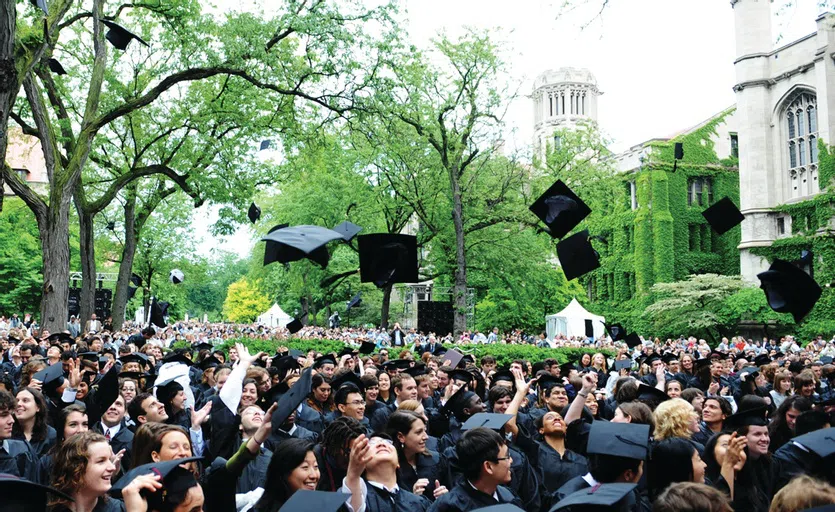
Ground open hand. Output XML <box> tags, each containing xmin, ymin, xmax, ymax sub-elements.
<box><xmin>121</xmin><ymin>473</ymin><xmax>161</xmax><ymax>512</ymax></box>
<box><xmin>413</xmin><ymin>478</ymin><xmax>429</xmax><ymax>495</ymax></box>
<box><xmin>346</xmin><ymin>435</ymin><xmax>372</xmax><ymax>480</ymax></box>
<box><xmin>433</xmin><ymin>480</ymin><xmax>448</xmax><ymax>498</ymax></box>
<box><xmin>190</xmin><ymin>401</ymin><xmax>212</xmax><ymax>427</ymax></box>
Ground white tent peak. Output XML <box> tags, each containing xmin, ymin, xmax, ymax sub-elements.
<box><xmin>545</xmin><ymin>297</ymin><xmax>606</xmax><ymax>342</ymax></box>
<box><xmin>257</xmin><ymin>303</ymin><xmax>292</xmax><ymax>328</ymax></box>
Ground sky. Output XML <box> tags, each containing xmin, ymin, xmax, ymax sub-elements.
<box><xmin>194</xmin><ymin>0</ymin><xmax>824</xmax><ymax>258</ymax></box>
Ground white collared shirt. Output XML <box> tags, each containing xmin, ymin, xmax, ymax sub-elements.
<box><xmin>102</xmin><ymin>422</ymin><xmax>122</xmax><ymax>439</ymax></box>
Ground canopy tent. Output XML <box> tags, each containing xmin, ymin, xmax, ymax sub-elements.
<box><xmin>545</xmin><ymin>298</ymin><xmax>606</xmax><ymax>341</ymax></box>
<box><xmin>257</xmin><ymin>303</ymin><xmax>293</xmax><ymax>328</ymax></box>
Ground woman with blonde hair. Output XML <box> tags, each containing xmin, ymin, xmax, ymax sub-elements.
<box><xmin>769</xmin><ymin>474</ymin><xmax>835</xmax><ymax>512</ymax></box>
<box><xmin>654</xmin><ymin>398</ymin><xmax>702</xmax><ymax>452</ymax></box>
<box><xmin>49</xmin><ymin>431</ymin><xmax>120</xmax><ymax>512</ymax></box>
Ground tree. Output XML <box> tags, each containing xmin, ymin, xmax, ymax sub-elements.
<box><xmin>644</xmin><ymin>274</ymin><xmax>745</xmax><ymax>340</ymax></box>
<box><xmin>0</xmin><ymin>198</ymin><xmax>43</xmax><ymax>315</ymax></box>
<box><xmin>223</xmin><ymin>278</ymin><xmax>271</xmax><ymax>323</ymax></box>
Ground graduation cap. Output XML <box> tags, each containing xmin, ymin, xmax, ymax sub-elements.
<box><xmin>605</xmin><ymin>323</ymin><xmax>625</xmax><ymax>342</ymax></box>
<box><xmin>313</xmin><ymin>355</ymin><xmax>337</xmax><ymax>369</ymax></box>
<box><xmin>702</xmin><ymin>197</ymin><xmax>744</xmax><ymax>235</ymax></box>
<box><xmin>199</xmin><ymin>356</ymin><xmax>222</xmax><ymax>371</ymax></box>
<box><xmin>671</xmin><ymin>141</ymin><xmax>684</xmax><ymax>173</ymax></box>
<box><xmin>758</xmin><ymin>258</ymin><xmax>822</xmax><ymax>323</ymax></box>
<box><xmin>587</xmin><ymin>421</ymin><xmax>650</xmax><ymax>460</ymax></box>
<box><xmin>116</xmin><ymin>371</ymin><xmax>144</xmax><ymax>381</ymax></box>
<box><xmin>332</xmin><ymin>221</ymin><xmax>363</xmax><ymax>242</ymax></box>
<box><xmin>130</xmin><ymin>274</ymin><xmax>143</xmax><ymax>287</ymax></box>
<box><xmin>739</xmin><ymin>366</ymin><xmax>760</xmax><ymax>379</ymax></box>
<box><xmin>47</xmin><ymin>58</ymin><xmax>67</xmax><ymax>75</ymax></box>
<box><xmin>442</xmin><ymin>349</ymin><xmax>466</xmax><ymax>369</ymax></box>
<box><xmin>461</xmin><ymin>412</ymin><xmax>513</xmax><ymax>431</ymax></box>
<box><xmin>529</xmin><ymin>179</ymin><xmax>591</xmax><ymax>239</ymax></box>
<box><xmin>0</xmin><ymin>474</ymin><xmax>73</xmax><ymax>509</ymax></box>
<box><xmin>286</xmin><ymin>318</ymin><xmax>305</xmax><ymax>335</ymax></box>
<box><xmin>288</xmin><ymin>349</ymin><xmax>305</xmax><ymax>359</ymax></box>
<box><xmin>248</xmin><ymin>202</ymin><xmax>261</xmax><ymax>224</ymax></box>
<box><xmin>119</xmin><ymin>352</ymin><xmax>149</xmax><ymax>366</ymax></box>
<box><xmin>693</xmin><ymin>357</ymin><xmax>712</xmax><ymax>371</ymax></box>
<box><xmin>127</xmin><ymin>285</ymin><xmax>139</xmax><ymax>300</ymax></box>
<box><xmin>821</xmin><ymin>356</ymin><xmax>834</xmax><ymax>365</ymax></box>
<box><xmin>277</xmin><ymin>489</ymin><xmax>348</xmax><ymax>512</ymax></box>
<box><xmin>357</xmin><ymin>233</ymin><xmax>419</xmax><ymax>287</ymax></box>
<box><xmin>614</xmin><ymin>360</ymin><xmax>633</xmax><ymax>372</ymax></box>
<box><xmin>636</xmin><ymin>383</ymin><xmax>670</xmax><ymax>403</ymax></box>
<box><xmin>403</xmin><ymin>364</ymin><xmax>429</xmax><ymax>379</ymax></box>
<box><xmin>359</xmin><ymin>340</ymin><xmax>376</xmax><ymax>355</ymax></box>
<box><xmin>725</xmin><ymin>404</ymin><xmax>770</xmax><ymax>429</ymax></box>
<box><xmin>490</xmin><ymin>370</ymin><xmax>515</xmax><ymax>386</ymax></box>
<box><xmin>78</xmin><ymin>351</ymin><xmax>99</xmax><ymax>362</ymax></box>
<box><xmin>390</xmin><ymin>359</ymin><xmax>413</xmax><ymax>371</ymax></box>
<box><xmin>192</xmin><ymin>342</ymin><xmax>212</xmax><ymax>353</ymax></box>
<box><xmin>584</xmin><ymin>319</ymin><xmax>594</xmax><ymax>338</ymax></box>
<box><xmin>443</xmin><ymin>387</ymin><xmax>476</xmax><ymax>420</ymax></box>
<box><xmin>33</xmin><ymin>363</ymin><xmax>65</xmax><ymax>395</ymax></box>
<box><xmin>47</xmin><ymin>332</ymin><xmax>73</xmax><ymax>343</ymax></box>
<box><xmin>273</xmin><ymin>355</ymin><xmax>301</xmax><ymax>374</ymax></box>
<box><xmin>338</xmin><ymin>347</ymin><xmax>358</xmax><ymax>358</ymax></box>
<box><xmin>149</xmin><ymin>299</ymin><xmax>169</xmax><ymax>328</ymax></box>
<box><xmin>259</xmin><ymin>140</ymin><xmax>272</xmax><ymax>151</ymax></box>
<box><xmin>101</xmin><ymin>20</ymin><xmax>150</xmax><ymax>51</ymax></box>
<box><xmin>551</xmin><ymin>483</ymin><xmax>638</xmax><ymax>511</ymax></box>
<box><xmin>346</xmin><ymin>292</ymin><xmax>363</xmax><ymax>312</ymax></box>
<box><xmin>271</xmin><ymin>368</ymin><xmax>314</xmax><ymax>428</ymax></box>
<box><xmin>29</xmin><ymin>0</ymin><xmax>48</xmax><ymax>15</ymax></box>
<box><xmin>661</xmin><ymin>353</ymin><xmax>679</xmax><ymax>365</ymax></box>
<box><xmin>556</xmin><ymin>229</ymin><xmax>601</xmax><ymax>281</ymax></box>
<box><xmin>262</xmin><ymin>224</ymin><xmax>290</xmax><ymax>266</ymax></box>
<box><xmin>537</xmin><ymin>374</ymin><xmax>562</xmax><ymax>392</ymax></box>
<box><xmin>644</xmin><ymin>354</ymin><xmax>661</xmax><ymax>366</ymax></box>
<box><xmin>470</xmin><ymin>506</ymin><xmax>526</xmax><ymax>512</ymax></box>
<box><xmin>109</xmin><ymin>456</ymin><xmax>203</xmax><ymax>500</ymax></box>
<box><xmin>448</xmin><ymin>368</ymin><xmax>472</xmax><ymax>384</ymax></box>
<box><xmin>261</xmin><ymin>225</ymin><xmax>343</xmax><ymax>269</ymax></box>
<box><xmin>331</xmin><ymin>371</ymin><xmax>364</xmax><ymax>393</ymax></box>
<box><xmin>623</xmin><ymin>333</ymin><xmax>641</xmax><ymax>348</ymax></box>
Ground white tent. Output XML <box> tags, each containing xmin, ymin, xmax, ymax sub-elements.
<box><xmin>257</xmin><ymin>303</ymin><xmax>293</xmax><ymax>328</ymax></box>
<box><xmin>545</xmin><ymin>298</ymin><xmax>606</xmax><ymax>341</ymax></box>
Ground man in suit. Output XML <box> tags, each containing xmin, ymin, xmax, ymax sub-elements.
<box><xmin>85</xmin><ymin>313</ymin><xmax>102</xmax><ymax>333</ymax></box>
<box><xmin>390</xmin><ymin>323</ymin><xmax>406</xmax><ymax>347</ymax></box>
<box><xmin>94</xmin><ymin>394</ymin><xmax>134</xmax><ymax>470</ymax></box>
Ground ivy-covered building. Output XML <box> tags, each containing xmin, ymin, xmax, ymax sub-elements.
<box><xmin>580</xmin><ymin>109</ymin><xmax>742</xmax><ymax>304</ymax></box>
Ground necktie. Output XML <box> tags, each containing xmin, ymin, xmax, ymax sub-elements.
<box><xmin>105</xmin><ymin>430</ymin><xmax>111</xmax><ymax>441</ymax></box>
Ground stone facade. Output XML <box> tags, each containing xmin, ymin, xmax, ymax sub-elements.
<box><xmin>4</xmin><ymin>127</ymin><xmax>49</xmax><ymax>197</ymax></box>
<box><xmin>532</xmin><ymin>67</ymin><xmax>601</xmax><ymax>160</ymax></box>
<box><xmin>732</xmin><ymin>0</ymin><xmax>835</xmax><ymax>281</ymax></box>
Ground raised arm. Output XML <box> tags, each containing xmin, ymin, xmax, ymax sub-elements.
<box><xmin>504</xmin><ymin>368</ymin><xmax>533</xmax><ymax>439</ymax></box>
<box><xmin>564</xmin><ymin>372</ymin><xmax>597</xmax><ymax>426</ymax></box>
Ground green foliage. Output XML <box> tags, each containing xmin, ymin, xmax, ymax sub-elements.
<box><xmin>222</xmin><ymin>278</ymin><xmax>272</xmax><ymax>323</ymax></box>
<box><xmin>0</xmin><ymin>198</ymin><xmax>42</xmax><ymax>315</ymax></box>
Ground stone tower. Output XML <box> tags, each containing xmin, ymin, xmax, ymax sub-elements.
<box><xmin>532</xmin><ymin>67</ymin><xmax>601</xmax><ymax>160</ymax></box>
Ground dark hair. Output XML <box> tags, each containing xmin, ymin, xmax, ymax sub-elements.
<box><xmin>480</xmin><ymin>355</ymin><xmax>496</xmax><ymax>366</ymax></box>
<box><xmin>385</xmin><ymin>411</ymin><xmax>427</xmax><ymax>459</ymax></box>
<box><xmin>769</xmin><ymin>396</ymin><xmax>812</xmax><ymax>440</ymax></box>
<box><xmin>615</xmin><ymin>379</ymin><xmax>639</xmax><ymax>404</ymax></box>
<box><xmin>334</xmin><ymin>384</ymin><xmax>362</xmax><ymax>407</ymax></box>
<box><xmin>18</xmin><ymin>343</ymin><xmax>37</xmax><ymax>354</ymax></box>
<box><xmin>53</xmin><ymin>404</ymin><xmax>88</xmax><ymax>449</ymax></box>
<box><xmin>322</xmin><ymin>416</ymin><xmax>365</xmax><ymax>462</ymax></box>
<box><xmin>128</xmin><ymin>392</ymin><xmax>154</xmax><ymax>422</ymax></box>
<box><xmin>360</xmin><ymin>374</ymin><xmax>378</xmax><ymax>389</ymax></box>
<box><xmin>703</xmin><ymin>396</ymin><xmax>733</xmax><ymax>419</ymax></box>
<box><xmin>647</xmin><ymin>438</ymin><xmax>697</xmax><ymax>499</ymax></box>
<box><xmin>0</xmin><ymin>390</ymin><xmax>15</xmax><ymax>414</ymax></box>
<box><xmin>456</xmin><ymin>427</ymin><xmax>503</xmax><ymax>481</ymax></box>
<box><xmin>148</xmin><ymin>466</ymin><xmax>198</xmax><ymax>512</ymax></box>
<box><xmin>618</xmin><ymin>401</ymin><xmax>656</xmax><ymax>437</ymax></box>
<box><xmin>702</xmin><ymin>432</ymin><xmax>731</xmax><ymax>484</ymax></box>
<box><xmin>488</xmin><ymin>386</ymin><xmax>513</xmax><ymax>404</ymax></box>
<box><xmin>589</xmin><ymin>453</ymin><xmax>642</xmax><ymax>483</ymax></box>
<box><xmin>12</xmin><ymin>387</ymin><xmax>49</xmax><ymax>442</ymax></box>
<box><xmin>254</xmin><ymin>439</ymin><xmax>316</xmax><ymax>512</ymax></box>
<box><xmin>680</xmin><ymin>388</ymin><xmax>704</xmax><ymax>407</ymax></box>
<box><xmin>141</xmin><ymin>327</ymin><xmax>156</xmax><ymax>337</ymax></box>
<box><xmin>50</xmin><ymin>432</ymin><xmax>109</xmax><ymax>507</ymax></box>
<box><xmin>795</xmin><ymin>410</ymin><xmax>830</xmax><ymax>436</ymax></box>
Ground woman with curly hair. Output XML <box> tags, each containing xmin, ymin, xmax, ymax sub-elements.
<box><xmin>12</xmin><ymin>387</ymin><xmax>57</xmax><ymax>456</ymax></box>
<box><xmin>131</xmin><ymin>423</ymin><xmax>193</xmax><ymax>469</ymax></box>
<box><xmin>654</xmin><ymin>398</ymin><xmax>703</xmax><ymax>454</ymax></box>
<box><xmin>49</xmin><ymin>431</ymin><xmax>121</xmax><ymax>512</ymax></box>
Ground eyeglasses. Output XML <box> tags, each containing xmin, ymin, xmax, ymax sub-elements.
<box><xmin>346</xmin><ymin>400</ymin><xmax>365</xmax><ymax>406</ymax></box>
<box><xmin>492</xmin><ymin>455</ymin><xmax>512</xmax><ymax>462</ymax></box>
<box><xmin>368</xmin><ymin>437</ymin><xmax>394</xmax><ymax>447</ymax></box>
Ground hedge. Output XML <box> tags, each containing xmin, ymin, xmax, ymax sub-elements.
<box><xmin>206</xmin><ymin>337</ymin><xmax>615</xmax><ymax>368</ymax></box>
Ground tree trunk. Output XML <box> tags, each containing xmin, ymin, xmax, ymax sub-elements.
<box><xmin>39</xmin><ymin>202</ymin><xmax>72</xmax><ymax>332</ymax></box>
<box><xmin>380</xmin><ymin>284</ymin><xmax>392</xmax><ymax>329</ymax></box>
<box><xmin>76</xmin><ymin>204</ymin><xmax>96</xmax><ymax>326</ymax></box>
<box><xmin>450</xmin><ymin>169</ymin><xmax>468</xmax><ymax>336</ymax></box>
<box><xmin>111</xmin><ymin>189</ymin><xmax>138</xmax><ymax>331</ymax></box>
<box><xmin>0</xmin><ymin>0</ymin><xmax>18</xmax><ymax>213</ymax></box>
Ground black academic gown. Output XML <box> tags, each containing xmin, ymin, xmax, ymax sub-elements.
<box><xmin>94</xmin><ymin>421</ymin><xmax>135</xmax><ymax>471</ymax></box>
<box><xmin>427</xmin><ymin>481</ymin><xmax>523</xmax><ymax>512</ymax></box>
<box><xmin>721</xmin><ymin>454</ymin><xmax>778</xmax><ymax>512</ymax></box>
<box><xmin>50</xmin><ymin>497</ymin><xmax>126</xmax><ymax>512</ymax></box>
<box><xmin>397</xmin><ymin>450</ymin><xmax>442</xmax><ymax>500</ymax></box>
<box><xmin>263</xmin><ymin>424</ymin><xmax>319</xmax><ymax>452</ymax></box>
<box><xmin>515</xmin><ymin>428</ymin><xmax>588</xmax><ymax>493</ymax></box>
<box><xmin>12</xmin><ymin>425</ymin><xmax>56</xmax><ymax>458</ymax></box>
<box><xmin>0</xmin><ymin>439</ymin><xmax>37</xmax><ymax>480</ymax></box>
<box><xmin>551</xmin><ymin>475</ymin><xmax>651</xmax><ymax>512</ymax></box>
<box><xmin>315</xmin><ymin>444</ymin><xmax>348</xmax><ymax>492</ymax></box>
<box><xmin>365</xmin><ymin>482</ymin><xmax>431</xmax><ymax>512</ymax></box>
<box><xmin>772</xmin><ymin>441</ymin><xmax>833</xmax><ymax>492</ymax></box>
<box><xmin>371</xmin><ymin>402</ymin><xmax>398</xmax><ymax>433</ymax></box>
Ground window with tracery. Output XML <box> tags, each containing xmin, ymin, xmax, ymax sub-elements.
<box><xmin>786</xmin><ymin>92</ymin><xmax>819</xmax><ymax>199</ymax></box>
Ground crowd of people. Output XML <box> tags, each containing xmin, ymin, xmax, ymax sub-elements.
<box><xmin>0</xmin><ymin>317</ymin><xmax>834</xmax><ymax>512</ymax></box>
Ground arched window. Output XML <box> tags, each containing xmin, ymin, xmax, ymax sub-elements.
<box><xmin>785</xmin><ymin>92</ymin><xmax>818</xmax><ymax>199</ymax></box>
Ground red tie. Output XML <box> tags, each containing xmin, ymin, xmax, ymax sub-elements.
<box><xmin>105</xmin><ymin>430</ymin><xmax>111</xmax><ymax>441</ymax></box>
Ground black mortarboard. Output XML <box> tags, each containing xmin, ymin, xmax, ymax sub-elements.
<box><xmin>286</xmin><ymin>318</ymin><xmax>304</xmax><ymax>334</ymax></box>
<box><xmin>149</xmin><ymin>299</ymin><xmax>169</xmax><ymax>328</ymax></box>
<box><xmin>261</xmin><ymin>225</ymin><xmax>342</xmax><ymax>269</ymax></box>
<box><xmin>346</xmin><ymin>292</ymin><xmax>362</xmax><ymax>311</ymax></box>
<box><xmin>758</xmin><ymin>259</ymin><xmax>822</xmax><ymax>323</ymax></box>
<box><xmin>130</xmin><ymin>274</ymin><xmax>143</xmax><ymax>287</ymax></box>
<box><xmin>556</xmin><ymin>229</ymin><xmax>601</xmax><ymax>281</ymax></box>
<box><xmin>821</xmin><ymin>356</ymin><xmax>833</xmax><ymax>365</ymax></box>
<box><xmin>338</xmin><ymin>347</ymin><xmax>359</xmax><ymax>358</ymax></box>
<box><xmin>273</xmin><ymin>355</ymin><xmax>300</xmax><ymax>374</ymax></box>
<box><xmin>470</xmin><ymin>506</ymin><xmax>526</xmax><ymax>512</ymax></box>
<box><xmin>117</xmin><ymin>371</ymin><xmax>143</xmax><ymax>381</ymax></box>
<box><xmin>127</xmin><ymin>286</ymin><xmax>138</xmax><ymax>300</ymax></box>
<box><xmin>587</xmin><ymin>421</ymin><xmax>650</xmax><ymax>460</ymax></box>
<box><xmin>357</xmin><ymin>233</ymin><xmax>419</xmax><ymax>287</ymax></box>
<box><xmin>442</xmin><ymin>349</ymin><xmax>465</xmax><ymax>369</ymax></box>
<box><xmin>791</xmin><ymin>427</ymin><xmax>835</xmax><ymax>458</ymax></box>
<box><xmin>332</xmin><ymin>221</ymin><xmax>363</xmax><ymax>242</ymax></box>
<box><xmin>313</xmin><ymin>355</ymin><xmax>337</xmax><ymax>368</ymax></box>
<box><xmin>614</xmin><ymin>360</ymin><xmax>633</xmax><ymax>372</ymax></box>
<box><xmin>529</xmin><ymin>179</ymin><xmax>591</xmax><ymax>239</ymax></box>
<box><xmin>725</xmin><ymin>404</ymin><xmax>769</xmax><ymax>429</ymax></box>
<box><xmin>739</xmin><ymin>366</ymin><xmax>760</xmax><ymax>379</ymax></box>
<box><xmin>537</xmin><ymin>374</ymin><xmax>562</xmax><ymax>392</ymax></box>
<box><xmin>331</xmin><ymin>371</ymin><xmax>364</xmax><ymax>393</ymax></box>
<box><xmin>391</xmin><ymin>359</ymin><xmax>413</xmax><ymax>371</ymax></box>
<box><xmin>248</xmin><ymin>202</ymin><xmax>261</xmax><ymax>223</ymax></box>
<box><xmin>661</xmin><ymin>353</ymin><xmax>679</xmax><ymax>364</ymax></box>
<box><xmin>448</xmin><ymin>368</ymin><xmax>472</xmax><ymax>384</ymax></box>
<box><xmin>193</xmin><ymin>342</ymin><xmax>213</xmax><ymax>352</ymax></box>
<box><xmin>644</xmin><ymin>354</ymin><xmax>661</xmax><ymax>366</ymax></box>
<box><xmin>47</xmin><ymin>332</ymin><xmax>73</xmax><ymax>343</ymax></box>
<box><xmin>359</xmin><ymin>341</ymin><xmax>376</xmax><ymax>355</ymax></box>
<box><xmin>584</xmin><ymin>319</ymin><xmax>594</xmax><ymax>338</ymax></box>
<box><xmin>444</xmin><ymin>388</ymin><xmax>476</xmax><ymax>420</ymax></box>
<box><xmin>288</xmin><ymin>349</ymin><xmax>305</xmax><ymax>359</ymax></box>
<box><xmin>101</xmin><ymin>20</ymin><xmax>150</xmax><ymax>51</ymax></box>
<box><xmin>47</xmin><ymin>58</ymin><xmax>67</xmax><ymax>75</ymax></box>
<box><xmin>434</xmin><ymin>346</ymin><xmax>449</xmax><ymax>357</ymax></box>
<box><xmin>29</xmin><ymin>0</ymin><xmax>48</xmax><ymax>14</ymax></box>
<box><xmin>262</xmin><ymin>224</ymin><xmax>289</xmax><ymax>266</ymax></box>
<box><xmin>624</xmin><ymin>333</ymin><xmax>641</xmax><ymax>348</ymax></box>
<box><xmin>0</xmin><ymin>474</ymin><xmax>73</xmax><ymax>509</ymax></box>
<box><xmin>754</xmin><ymin>354</ymin><xmax>772</xmax><ymax>367</ymax></box>
<box><xmin>162</xmin><ymin>352</ymin><xmax>191</xmax><ymax>366</ymax></box>
<box><xmin>491</xmin><ymin>370</ymin><xmax>515</xmax><ymax>385</ymax></box>
<box><xmin>78</xmin><ymin>351</ymin><xmax>99</xmax><ymax>362</ymax></box>
<box><xmin>403</xmin><ymin>364</ymin><xmax>428</xmax><ymax>378</ymax></box>
<box><xmin>277</xmin><ymin>489</ymin><xmax>348</xmax><ymax>512</ymax></box>
<box><xmin>260</xmin><ymin>140</ymin><xmax>271</xmax><ymax>151</ymax></box>
<box><xmin>552</xmin><ymin>483</ymin><xmax>638</xmax><ymax>511</ymax></box>
<box><xmin>271</xmin><ymin>368</ymin><xmax>314</xmax><ymax>427</ymax></box>
<box><xmin>462</xmin><ymin>354</ymin><xmax>476</xmax><ymax>365</ymax></box>
<box><xmin>694</xmin><ymin>357</ymin><xmax>712</xmax><ymax>371</ymax></box>
<box><xmin>199</xmin><ymin>356</ymin><xmax>222</xmax><ymax>371</ymax></box>
<box><xmin>636</xmin><ymin>383</ymin><xmax>670</xmax><ymax>403</ymax></box>
<box><xmin>702</xmin><ymin>197</ymin><xmax>744</xmax><ymax>235</ymax></box>
<box><xmin>109</xmin><ymin>456</ymin><xmax>203</xmax><ymax>499</ymax></box>
<box><xmin>33</xmin><ymin>363</ymin><xmax>65</xmax><ymax>395</ymax></box>
<box><xmin>119</xmin><ymin>353</ymin><xmax>149</xmax><ymax>366</ymax></box>
<box><xmin>461</xmin><ymin>412</ymin><xmax>513</xmax><ymax>431</ymax></box>
<box><xmin>605</xmin><ymin>323</ymin><xmax>625</xmax><ymax>342</ymax></box>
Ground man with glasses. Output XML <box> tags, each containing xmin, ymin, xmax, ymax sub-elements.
<box><xmin>428</xmin><ymin>427</ymin><xmax>521</xmax><ymax>511</ymax></box>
